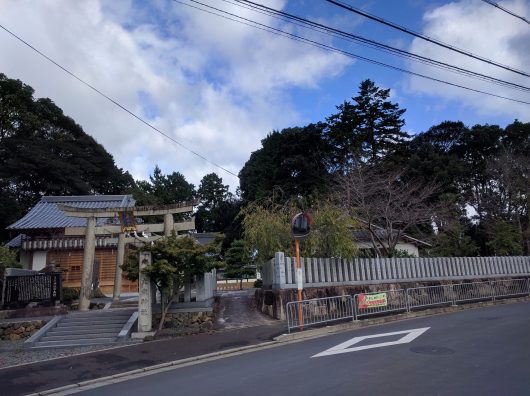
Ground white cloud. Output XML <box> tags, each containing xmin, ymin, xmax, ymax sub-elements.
<box><xmin>405</xmin><ymin>0</ymin><xmax>530</xmax><ymax>120</ymax></box>
<box><xmin>0</xmin><ymin>0</ymin><xmax>350</xmax><ymax>190</ymax></box>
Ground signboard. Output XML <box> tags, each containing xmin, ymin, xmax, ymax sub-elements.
<box><xmin>291</xmin><ymin>212</ymin><xmax>312</xmax><ymax>240</ymax></box>
<box><xmin>118</xmin><ymin>211</ymin><xmax>137</xmax><ymax>232</ymax></box>
<box><xmin>357</xmin><ymin>292</ymin><xmax>388</xmax><ymax>309</ymax></box>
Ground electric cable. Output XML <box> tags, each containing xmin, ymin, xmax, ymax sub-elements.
<box><xmin>480</xmin><ymin>0</ymin><xmax>530</xmax><ymax>25</ymax></box>
<box><xmin>0</xmin><ymin>24</ymin><xmax>239</xmax><ymax>179</ymax></box>
<box><xmin>325</xmin><ymin>0</ymin><xmax>530</xmax><ymax>78</ymax></box>
<box><xmin>233</xmin><ymin>0</ymin><xmax>530</xmax><ymax>93</ymax></box>
<box><xmin>177</xmin><ymin>0</ymin><xmax>530</xmax><ymax>105</ymax></box>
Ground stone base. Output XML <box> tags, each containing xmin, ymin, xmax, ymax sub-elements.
<box><xmin>131</xmin><ymin>331</ymin><xmax>156</xmax><ymax>340</ymax></box>
<box><xmin>153</xmin><ymin>310</ymin><xmax>215</xmax><ymax>335</ymax></box>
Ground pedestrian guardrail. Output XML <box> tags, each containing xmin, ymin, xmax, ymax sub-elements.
<box><xmin>286</xmin><ymin>278</ymin><xmax>530</xmax><ymax>332</ymax></box>
<box><xmin>286</xmin><ymin>295</ymin><xmax>354</xmax><ymax>333</ymax></box>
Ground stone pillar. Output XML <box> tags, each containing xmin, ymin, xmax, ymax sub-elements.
<box><xmin>113</xmin><ymin>233</ymin><xmax>126</xmax><ymax>302</ymax></box>
<box><xmin>196</xmin><ymin>273</ymin><xmax>205</xmax><ymax>302</ymax></box>
<box><xmin>272</xmin><ymin>252</ymin><xmax>286</xmax><ymax>289</ymax></box>
<box><xmin>164</xmin><ymin>213</ymin><xmax>174</xmax><ymax>237</ymax></box>
<box><xmin>138</xmin><ymin>251</ymin><xmax>152</xmax><ymax>333</ymax></box>
<box><xmin>79</xmin><ymin>216</ymin><xmax>96</xmax><ymax>311</ymax></box>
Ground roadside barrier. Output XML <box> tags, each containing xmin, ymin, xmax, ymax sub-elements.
<box><xmin>286</xmin><ymin>278</ymin><xmax>530</xmax><ymax>332</ymax></box>
<box><xmin>286</xmin><ymin>295</ymin><xmax>354</xmax><ymax>333</ymax></box>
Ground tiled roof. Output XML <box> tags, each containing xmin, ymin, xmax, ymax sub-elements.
<box><xmin>7</xmin><ymin>195</ymin><xmax>135</xmax><ymax>230</ymax></box>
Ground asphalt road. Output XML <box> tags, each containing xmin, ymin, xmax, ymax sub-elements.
<box><xmin>79</xmin><ymin>301</ymin><xmax>530</xmax><ymax>396</ymax></box>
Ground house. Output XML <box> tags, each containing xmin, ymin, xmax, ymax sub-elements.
<box><xmin>6</xmin><ymin>195</ymin><xmax>198</xmax><ymax>295</ymax></box>
<box><xmin>353</xmin><ymin>227</ymin><xmax>431</xmax><ymax>257</ymax></box>
<box><xmin>6</xmin><ymin>195</ymin><xmax>138</xmax><ymax>294</ymax></box>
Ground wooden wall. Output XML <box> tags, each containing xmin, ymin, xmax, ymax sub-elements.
<box><xmin>47</xmin><ymin>248</ymin><xmax>138</xmax><ymax>295</ymax></box>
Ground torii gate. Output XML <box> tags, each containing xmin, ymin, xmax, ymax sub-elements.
<box><xmin>59</xmin><ymin>201</ymin><xmax>197</xmax><ymax>311</ymax></box>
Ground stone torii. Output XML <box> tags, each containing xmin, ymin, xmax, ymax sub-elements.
<box><xmin>59</xmin><ymin>201</ymin><xmax>197</xmax><ymax>311</ymax></box>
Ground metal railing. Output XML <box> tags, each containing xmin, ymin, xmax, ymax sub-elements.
<box><xmin>285</xmin><ymin>278</ymin><xmax>530</xmax><ymax>332</ymax></box>
<box><xmin>286</xmin><ymin>295</ymin><xmax>354</xmax><ymax>333</ymax></box>
<box><xmin>407</xmin><ymin>284</ymin><xmax>454</xmax><ymax>310</ymax></box>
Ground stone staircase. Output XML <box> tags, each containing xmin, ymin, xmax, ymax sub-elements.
<box><xmin>30</xmin><ymin>308</ymin><xmax>137</xmax><ymax>348</ymax></box>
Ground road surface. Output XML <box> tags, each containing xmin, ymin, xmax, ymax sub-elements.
<box><xmin>78</xmin><ymin>301</ymin><xmax>530</xmax><ymax>396</ymax></box>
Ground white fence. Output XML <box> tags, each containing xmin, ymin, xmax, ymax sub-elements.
<box><xmin>262</xmin><ymin>252</ymin><xmax>530</xmax><ymax>289</ymax></box>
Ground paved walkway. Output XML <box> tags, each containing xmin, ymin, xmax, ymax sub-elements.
<box><xmin>215</xmin><ymin>289</ymin><xmax>278</xmax><ymax>330</ymax></box>
<box><xmin>0</xmin><ymin>291</ymin><xmax>285</xmax><ymax>396</ymax></box>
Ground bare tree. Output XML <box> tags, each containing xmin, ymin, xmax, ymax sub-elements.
<box><xmin>335</xmin><ymin>165</ymin><xmax>446</xmax><ymax>257</ymax></box>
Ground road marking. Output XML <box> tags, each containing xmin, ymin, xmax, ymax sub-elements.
<box><xmin>312</xmin><ymin>327</ymin><xmax>430</xmax><ymax>357</ymax></box>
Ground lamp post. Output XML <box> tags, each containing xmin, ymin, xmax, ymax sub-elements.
<box><xmin>291</xmin><ymin>212</ymin><xmax>312</xmax><ymax>331</ymax></box>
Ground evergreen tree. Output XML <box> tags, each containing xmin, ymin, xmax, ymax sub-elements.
<box><xmin>223</xmin><ymin>239</ymin><xmax>254</xmax><ymax>289</ymax></box>
<box><xmin>327</xmin><ymin>79</ymin><xmax>408</xmax><ymax>169</ymax></box>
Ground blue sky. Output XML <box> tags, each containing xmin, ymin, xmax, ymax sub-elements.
<box><xmin>0</xmin><ymin>0</ymin><xmax>528</xmax><ymax>191</ymax></box>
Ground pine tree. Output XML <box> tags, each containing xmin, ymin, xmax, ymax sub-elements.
<box><xmin>327</xmin><ymin>79</ymin><xmax>408</xmax><ymax>170</ymax></box>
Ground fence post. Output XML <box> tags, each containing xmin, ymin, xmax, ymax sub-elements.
<box><xmin>490</xmin><ymin>280</ymin><xmax>496</xmax><ymax>301</ymax></box>
<box><xmin>405</xmin><ymin>289</ymin><xmax>411</xmax><ymax>312</ymax></box>
<box><xmin>351</xmin><ymin>295</ymin><xmax>356</xmax><ymax>321</ymax></box>
<box><xmin>451</xmin><ymin>284</ymin><xmax>457</xmax><ymax>306</ymax></box>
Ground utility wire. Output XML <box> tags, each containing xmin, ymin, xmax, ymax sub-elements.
<box><xmin>178</xmin><ymin>0</ymin><xmax>530</xmax><ymax>105</ymax></box>
<box><xmin>480</xmin><ymin>0</ymin><xmax>530</xmax><ymax>25</ymax></box>
<box><xmin>325</xmin><ymin>0</ymin><xmax>530</xmax><ymax>78</ymax></box>
<box><xmin>234</xmin><ymin>0</ymin><xmax>530</xmax><ymax>93</ymax></box>
<box><xmin>0</xmin><ymin>24</ymin><xmax>239</xmax><ymax>179</ymax></box>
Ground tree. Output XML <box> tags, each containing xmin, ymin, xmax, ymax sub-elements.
<box><xmin>195</xmin><ymin>173</ymin><xmax>239</xmax><ymax>233</ymax></box>
<box><xmin>122</xmin><ymin>234</ymin><xmax>219</xmax><ymax>330</ymax></box>
<box><xmin>336</xmin><ymin>165</ymin><xmax>447</xmax><ymax>258</ymax></box>
<box><xmin>0</xmin><ymin>244</ymin><xmax>20</xmax><ymax>277</ymax></box>
<box><xmin>241</xmin><ymin>194</ymin><xmax>357</xmax><ymax>263</ymax></box>
<box><xmin>149</xmin><ymin>165</ymin><xmax>195</xmax><ymax>204</ymax></box>
<box><xmin>223</xmin><ymin>240</ymin><xmax>254</xmax><ymax>289</ymax></box>
<box><xmin>239</xmin><ymin>123</ymin><xmax>332</xmax><ymax>202</ymax></box>
<box><xmin>327</xmin><ymin>79</ymin><xmax>408</xmax><ymax>170</ymax></box>
<box><xmin>0</xmin><ymin>73</ymin><xmax>134</xmax><ymax>241</ymax></box>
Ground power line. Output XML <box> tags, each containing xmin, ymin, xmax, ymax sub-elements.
<box><xmin>480</xmin><ymin>0</ymin><xmax>530</xmax><ymax>25</ymax></box>
<box><xmin>178</xmin><ymin>0</ymin><xmax>530</xmax><ymax>105</ymax></box>
<box><xmin>325</xmin><ymin>0</ymin><xmax>530</xmax><ymax>78</ymax></box>
<box><xmin>0</xmin><ymin>24</ymin><xmax>239</xmax><ymax>179</ymax></box>
<box><xmin>234</xmin><ymin>0</ymin><xmax>530</xmax><ymax>94</ymax></box>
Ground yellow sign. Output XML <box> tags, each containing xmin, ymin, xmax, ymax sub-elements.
<box><xmin>357</xmin><ymin>293</ymin><xmax>388</xmax><ymax>309</ymax></box>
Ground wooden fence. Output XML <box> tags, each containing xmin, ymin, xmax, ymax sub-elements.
<box><xmin>262</xmin><ymin>252</ymin><xmax>530</xmax><ymax>289</ymax></box>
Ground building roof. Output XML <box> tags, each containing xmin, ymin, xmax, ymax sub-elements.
<box><xmin>7</xmin><ymin>195</ymin><xmax>135</xmax><ymax>231</ymax></box>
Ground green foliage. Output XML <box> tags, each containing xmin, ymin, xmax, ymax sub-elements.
<box><xmin>486</xmin><ymin>220</ymin><xmax>523</xmax><ymax>256</ymax></box>
<box><xmin>241</xmin><ymin>196</ymin><xmax>357</xmax><ymax>263</ymax></box>
<box><xmin>195</xmin><ymin>173</ymin><xmax>240</xmax><ymax>235</ymax></box>
<box><xmin>327</xmin><ymin>79</ymin><xmax>408</xmax><ymax>168</ymax></box>
<box><xmin>61</xmin><ymin>287</ymin><xmax>80</xmax><ymax>302</ymax></box>
<box><xmin>429</xmin><ymin>222</ymin><xmax>479</xmax><ymax>257</ymax></box>
<box><xmin>239</xmin><ymin>123</ymin><xmax>332</xmax><ymax>202</ymax></box>
<box><xmin>0</xmin><ymin>73</ymin><xmax>134</xmax><ymax>241</ymax></box>
<box><xmin>253</xmin><ymin>279</ymin><xmax>263</xmax><ymax>288</ymax></box>
<box><xmin>223</xmin><ymin>240</ymin><xmax>254</xmax><ymax>280</ymax></box>
<box><xmin>0</xmin><ymin>244</ymin><xmax>19</xmax><ymax>277</ymax></box>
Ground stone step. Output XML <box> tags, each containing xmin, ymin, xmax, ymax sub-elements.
<box><xmin>33</xmin><ymin>338</ymin><xmax>117</xmax><ymax>348</ymax></box>
<box><xmin>65</xmin><ymin>312</ymin><xmax>134</xmax><ymax>319</ymax></box>
<box><xmin>57</xmin><ymin>319</ymin><xmax>129</xmax><ymax>327</ymax></box>
<box><xmin>47</xmin><ymin>325</ymin><xmax>124</xmax><ymax>335</ymax></box>
<box><xmin>41</xmin><ymin>332</ymin><xmax>120</xmax><ymax>341</ymax></box>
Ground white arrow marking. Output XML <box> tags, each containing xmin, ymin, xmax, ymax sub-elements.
<box><xmin>312</xmin><ymin>327</ymin><xmax>430</xmax><ymax>357</ymax></box>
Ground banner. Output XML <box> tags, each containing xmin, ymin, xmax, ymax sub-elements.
<box><xmin>357</xmin><ymin>292</ymin><xmax>388</xmax><ymax>309</ymax></box>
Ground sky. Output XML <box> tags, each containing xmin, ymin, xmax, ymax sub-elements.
<box><xmin>0</xmin><ymin>0</ymin><xmax>529</xmax><ymax>192</ymax></box>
